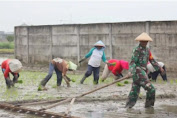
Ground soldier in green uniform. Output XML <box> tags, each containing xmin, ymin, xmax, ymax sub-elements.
<box><xmin>126</xmin><ymin>32</ymin><xmax>164</xmax><ymax>108</ymax></box>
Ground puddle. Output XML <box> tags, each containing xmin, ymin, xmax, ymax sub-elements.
<box><xmin>62</xmin><ymin>99</ymin><xmax>177</xmax><ymax>118</ymax></box>
<box><xmin>161</xmin><ymin>105</ymin><xmax>177</xmax><ymax>114</ymax></box>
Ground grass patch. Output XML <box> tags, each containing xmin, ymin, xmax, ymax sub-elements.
<box><xmin>0</xmin><ymin>42</ymin><xmax>14</xmax><ymax>49</ymax></box>
<box><xmin>52</xmin><ymin>85</ymin><xmax>57</xmax><ymax>88</ymax></box>
<box><xmin>0</xmin><ymin>49</ymin><xmax>14</xmax><ymax>53</ymax></box>
<box><xmin>124</xmin><ymin>80</ymin><xmax>129</xmax><ymax>84</ymax></box>
<box><xmin>71</xmin><ymin>78</ymin><xmax>76</xmax><ymax>82</ymax></box>
<box><xmin>38</xmin><ymin>85</ymin><xmax>42</xmax><ymax>91</ymax></box>
<box><xmin>17</xmin><ymin>80</ymin><xmax>23</xmax><ymax>84</ymax></box>
<box><xmin>116</xmin><ymin>82</ymin><xmax>125</xmax><ymax>87</ymax></box>
<box><xmin>170</xmin><ymin>80</ymin><xmax>174</xmax><ymax>84</ymax></box>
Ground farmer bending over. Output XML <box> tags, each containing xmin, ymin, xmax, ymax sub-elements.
<box><xmin>1</xmin><ymin>59</ymin><xmax>22</xmax><ymax>88</ymax></box>
<box><xmin>101</xmin><ymin>59</ymin><xmax>129</xmax><ymax>81</ymax></box>
<box><xmin>39</xmin><ymin>58</ymin><xmax>77</xmax><ymax>90</ymax></box>
<box><xmin>147</xmin><ymin>62</ymin><xmax>167</xmax><ymax>81</ymax></box>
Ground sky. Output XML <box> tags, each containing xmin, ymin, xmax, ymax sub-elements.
<box><xmin>0</xmin><ymin>0</ymin><xmax>177</xmax><ymax>32</ymax></box>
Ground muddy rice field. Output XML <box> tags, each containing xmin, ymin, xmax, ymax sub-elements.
<box><xmin>0</xmin><ymin>56</ymin><xmax>177</xmax><ymax>118</ymax></box>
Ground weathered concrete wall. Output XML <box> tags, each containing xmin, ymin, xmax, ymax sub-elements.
<box><xmin>15</xmin><ymin>27</ymin><xmax>28</xmax><ymax>63</ymax></box>
<box><xmin>15</xmin><ymin>21</ymin><xmax>177</xmax><ymax>73</ymax></box>
<box><xmin>149</xmin><ymin>21</ymin><xmax>177</xmax><ymax>73</ymax></box>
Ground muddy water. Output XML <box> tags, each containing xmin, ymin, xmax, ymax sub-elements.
<box><xmin>0</xmin><ymin>55</ymin><xmax>177</xmax><ymax>118</ymax></box>
<box><xmin>0</xmin><ymin>110</ymin><xmax>40</xmax><ymax>118</ymax></box>
<box><xmin>58</xmin><ymin>99</ymin><xmax>177</xmax><ymax>118</ymax></box>
<box><xmin>22</xmin><ymin>98</ymin><xmax>177</xmax><ymax>118</ymax></box>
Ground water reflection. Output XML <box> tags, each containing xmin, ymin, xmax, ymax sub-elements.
<box><xmin>161</xmin><ymin>105</ymin><xmax>177</xmax><ymax>114</ymax></box>
<box><xmin>145</xmin><ymin>107</ymin><xmax>155</xmax><ymax>114</ymax></box>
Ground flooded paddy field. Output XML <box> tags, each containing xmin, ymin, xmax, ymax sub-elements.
<box><xmin>0</xmin><ymin>56</ymin><xmax>177</xmax><ymax>118</ymax></box>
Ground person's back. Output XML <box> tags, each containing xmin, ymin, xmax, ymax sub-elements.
<box><xmin>147</xmin><ymin>62</ymin><xmax>167</xmax><ymax>81</ymax></box>
<box><xmin>1</xmin><ymin>59</ymin><xmax>22</xmax><ymax>88</ymax></box>
<box><xmin>1</xmin><ymin>59</ymin><xmax>11</xmax><ymax>70</ymax></box>
<box><xmin>108</xmin><ymin>59</ymin><xmax>121</xmax><ymax>74</ymax></box>
<box><xmin>101</xmin><ymin>59</ymin><xmax>129</xmax><ymax>81</ymax></box>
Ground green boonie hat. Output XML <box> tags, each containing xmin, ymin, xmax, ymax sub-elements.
<box><xmin>68</xmin><ymin>61</ymin><xmax>77</xmax><ymax>71</ymax></box>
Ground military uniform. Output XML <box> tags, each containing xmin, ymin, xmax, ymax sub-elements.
<box><xmin>126</xmin><ymin>33</ymin><xmax>160</xmax><ymax>108</ymax></box>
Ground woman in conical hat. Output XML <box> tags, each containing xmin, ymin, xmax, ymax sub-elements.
<box><xmin>125</xmin><ymin>32</ymin><xmax>164</xmax><ymax>108</ymax></box>
<box><xmin>1</xmin><ymin>59</ymin><xmax>22</xmax><ymax>88</ymax></box>
<box><xmin>79</xmin><ymin>40</ymin><xmax>111</xmax><ymax>85</ymax></box>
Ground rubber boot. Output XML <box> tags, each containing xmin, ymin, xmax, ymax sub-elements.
<box><xmin>125</xmin><ymin>100</ymin><xmax>136</xmax><ymax>108</ymax></box>
<box><xmin>145</xmin><ymin>99</ymin><xmax>154</xmax><ymax>108</ymax></box>
<box><xmin>80</xmin><ymin>76</ymin><xmax>87</xmax><ymax>84</ymax></box>
<box><xmin>145</xmin><ymin>100</ymin><xmax>151</xmax><ymax>108</ymax></box>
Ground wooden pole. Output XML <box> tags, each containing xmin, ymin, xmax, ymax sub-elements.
<box><xmin>65</xmin><ymin>98</ymin><xmax>76</xmax><ymax>115</ymax></box>
<box><xmin>39</xmin><ymin>74</ymin><xmax>131</xmax><ymax>111</ymax></box>
<box><xmin>16</xmin><ymin>98</ymin><xmax>65</xmax><ymax>106</ymax></box>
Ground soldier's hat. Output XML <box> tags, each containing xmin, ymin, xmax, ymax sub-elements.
<box><xmin>135</xmin><ymin>32</ymin><xmax>153</xmax><ymax>42</ymax></box>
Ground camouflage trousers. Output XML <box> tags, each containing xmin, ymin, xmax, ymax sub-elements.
<box><xmin>126</xmin><ymin>67</ymin><xmax>156</xmax><ymax>108</ymax></box>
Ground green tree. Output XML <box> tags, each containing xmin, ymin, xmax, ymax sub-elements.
<box><xmin>6</xmin><ymin>35</ymin><xmax>14</xmax><ymax>42</ymax></box>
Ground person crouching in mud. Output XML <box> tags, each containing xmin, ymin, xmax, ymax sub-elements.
<box><xmin>147</xmin><ymin>61</ymin><xmax>167</xmax><ymax>81</ymax></box>
<box><xmin>1</xmin><ymin>59</ymin><xmax>22</xmax><ymax>88</ymax></box>
<box><xmin>126</xmin><ymin>32</ymin><xmax>164</xmax><ymax>108</ymax></box>
<box><xmin>39</xmin><ymin>58</ymin><xmax>77</xmax><ymax>90</ymax></box>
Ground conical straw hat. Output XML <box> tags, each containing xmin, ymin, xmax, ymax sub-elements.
<box><xmin>135</xmin><ymin>32</ymin><xmax>153</xmax><ymax>42</ymax></box>
<box><xmin>94</xmin><ymin>40</ymin><xmax>105</xmax><ymax>47</ymax></box>
<box><xmin>9</xmin><ymin>59</ymin><xmax>22</xmax><ymax>72</ymax></box>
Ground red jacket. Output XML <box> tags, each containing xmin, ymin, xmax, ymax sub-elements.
<box><xmin>108</xmin><ymin>59</ymin><xmax>129</xmax><ymax>76</ymax></box>
<box><xmin>1</xmin><ymin>59</ymin><xmax>18</xmax><ymax>78</ymax></box>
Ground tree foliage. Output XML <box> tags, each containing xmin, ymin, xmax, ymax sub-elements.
<box><xmin>6</xmin><ymin>35</ymin><xmax>14</xmax><ymax>42</ymax></box>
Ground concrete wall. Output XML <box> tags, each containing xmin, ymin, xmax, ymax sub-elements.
<box><xmin>15</xmin><ymin>21</ymin><xmax>177</xmax><ymax>72</ymax></box>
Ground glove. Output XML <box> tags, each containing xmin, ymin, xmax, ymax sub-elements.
<box><xmin>79</xmin><ymin>58</ymin><xmax>86</xmax><ymax>63</ymax></box>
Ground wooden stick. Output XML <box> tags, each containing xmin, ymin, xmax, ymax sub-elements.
<box><xmin>15</xmin><ymin>98</ymin><xmax>65</xmax><ymax>106</ymax></box>
<box><xmin>77</xmin><ymin>74</ymin><xmax>131</xmax><ymax>98</ymax></box>
<box><xmin>39</xmin><ymin>74</ymin><xmax>131</xmax><ymax>111</ymax></box>
<box><xmin>39</xmin><ymin>98</ymin><xmax>72</xmax><ymax>111</ymax></box>
<box><xmin>65</xmin><ymin>98</ymin><xmax>76</xmax><ymax>115</ymax></box>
